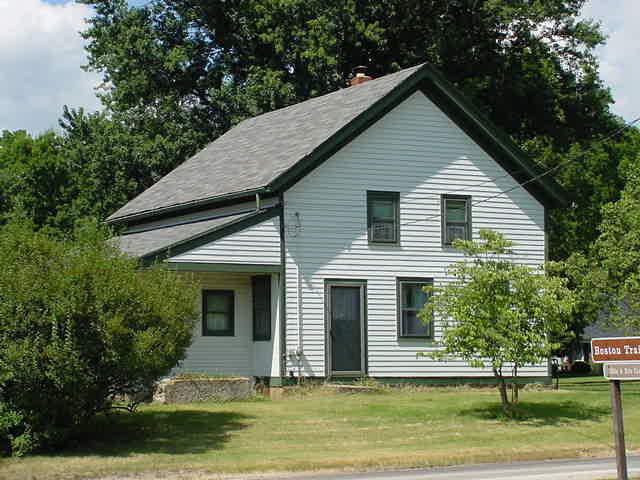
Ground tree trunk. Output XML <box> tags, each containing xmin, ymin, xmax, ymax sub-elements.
<box><xmin>493</xmin><ymin>367</ymin><xmax>511</xmax><ymax>415</ymax></box>
<box><xmin>512</xmin><ymin>364</ymin><xmax>519</xmax><ymax>405</ymax></box>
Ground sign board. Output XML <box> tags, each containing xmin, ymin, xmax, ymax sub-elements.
<box><xmin>591</xmin><ymin>337</ymin><xmax>640</xmax><ymax>363</ymax></box>
<box><xmin>605</xmin><ymin>363</ymin><xmax>640</xmax><ymax>380</ymax></box>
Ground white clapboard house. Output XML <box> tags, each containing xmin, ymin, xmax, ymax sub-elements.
<box><xmin>110</xmin><ymin>63</ymin><xmax>568</xmax><ymax>385</ymax></box>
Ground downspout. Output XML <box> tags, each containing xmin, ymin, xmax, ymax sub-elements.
<box><xmin>278</xmin><ymin>194</ymin><xmax>287</xmax><ymax>382</ymax></box>
<box><xmin>296</xmin><ymin>261</ymin><xmax>303</xmax><ymax>378</ymax></box>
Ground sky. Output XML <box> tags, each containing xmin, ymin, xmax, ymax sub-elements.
<box><xmin>0</xmin><ymin>0</ymin><xmax>638</xmax><ymax>134</ymax></box>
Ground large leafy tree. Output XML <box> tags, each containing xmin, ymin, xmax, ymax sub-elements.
<box><xmin>78</xmin><ymin>0</ymin><xmax>616</xmax><ymax>153</ymax></box>
<box><xmin>421</xmin><ymin>230</ymin><xmax>574</xmax><ymax>414</ymax></box>
<box><xmin>525</xmin><ymin>128</ymin><xmax>640</xmax><ymax>260</ymax></box>
<box><xmin>59</xmin><ymin>106</ymin><xmax>208</xmax><ymax>223</ymax></box>
<box><xmin>0</xmin><ymin>130</ymin><xmax>73</xmax><ymax>232</ymax></box>
<box><xmin>80</xmin><ymin>0</ymin><xmax>614</xmax><ymax>147</ymax></box>
<box><xmin>564</xmin><ymin>159</ymin><xmax>640</xmax><ymax>332</ymax></box>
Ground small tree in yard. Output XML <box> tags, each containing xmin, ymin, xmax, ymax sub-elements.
<box><xmin>0</xmin><ymin>220</ymin><xmax>198</xmax><ymax>456</ymax></box>
<box><xmin>420</xmin><ymin>230</ymin><xmax>574</xmax><ymax>415</ymax></box>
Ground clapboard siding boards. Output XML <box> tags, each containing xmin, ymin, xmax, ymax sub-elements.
<box><xmin>283</xmin><ymin>90</ymin><xmax>546</xmax><ymax>378</ymax></box>
<box><xmin>174</xmin><ymin>272</ymin><xmax>281</xmax><ymax>377</ymax></box>
<box><xmin>169</xmin><ymin>217</ymin><xmax>281</xmax><ymax>265</ymax></box>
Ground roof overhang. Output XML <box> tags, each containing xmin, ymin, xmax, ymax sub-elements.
<box><xmin>113</xmin><ymin>206</ymin><xmax>281</xmax><ymax>266</ymax></box>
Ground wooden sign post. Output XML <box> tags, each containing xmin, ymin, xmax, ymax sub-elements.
<box><xmin>592</xmin><ymin>337</ymin><xmax>640</xmax><ymax>480</ymax></box>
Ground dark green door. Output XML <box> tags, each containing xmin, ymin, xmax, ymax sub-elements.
<box><xmin>328</xmin><ymin>283</ymin><xmax>365</xmax><ymax>375</ymax></box>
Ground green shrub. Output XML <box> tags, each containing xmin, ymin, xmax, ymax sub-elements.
<box><xmin>571</xmin><ymin>360</ymin><xmax>592</xmax><ymax>374</ymax></box>
<box><xmin>590</xmin><ymin>362</ymin><xmax>604</xmax><ymax>376</ymax></box>
<box><xmin>0</xmin><ymin>220</ymin><xmax>197</xmax><ymax>455</ymax></box>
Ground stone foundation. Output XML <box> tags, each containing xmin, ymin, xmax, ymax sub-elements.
<box><xmin>153</xmin><ymin>377</ymin><xmax>252</xmax><ymax>404</ymax></box>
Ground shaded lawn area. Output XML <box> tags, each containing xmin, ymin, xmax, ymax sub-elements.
<box><xmin>2</xmin><ymin>381</ymin><xmax>639</xmax><ymax>479</ymax></box>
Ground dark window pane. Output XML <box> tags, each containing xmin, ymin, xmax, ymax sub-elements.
<box><xmin>205</xmin><ymin>292</ymin><xmax>231</xmax><ymax>313</ymax></box>
<box><xmin>403</xmin><ymin>284</ymin><xmax>428</xmax><ymax>309</ymax></box>
<box><xmin>372</xmin><ymin>221</ymin><xmax>395</xmax><ymax>242</ymax></box>
<box><xmin>371</xmin><ymin>199</ymin><xmax>395</xmax><ymax>219</ymax></box>
<box><xmin>206</xmin><ymin>312</ymin><xmax>230</xmax><ymax>331</ymax></box>
<box><xmin>402</xmin><ymin>310</ymin><xmax>428</xmax><ymax>337</ymax></box>
<box><xmin>446</xmin><ymin>200</ymin><xmax>467</xmax><ymax>222</ymax></box>
<box><xmin>446</xmin><ymin>224</ymin><xmax>467</xmax><ymax>243</ymax></box>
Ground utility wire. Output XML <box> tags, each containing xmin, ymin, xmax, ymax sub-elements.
<box><xmin>393</xmin><ymin>115</ymin><xmax>640</xmax><ymax>229</ymax></box>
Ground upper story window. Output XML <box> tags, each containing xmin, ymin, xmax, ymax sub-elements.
<box><xmin>367</xmin><ymin>191</ymin><xmax>400</xmax><ymax>244</ymax></box>
<box><xmin>442</xmin><ymin>195</ymin><xmax>471</xmax><ymax>246</ymax></box>
<box><xmin>202</xmin><ymin>290</ymin><xmax>234</xmax><ymax>336</ymax></box>
<box><xmin>397</xmin><ymin>278</ymin><xmax>433</xmax><ymax>338</ymax></box>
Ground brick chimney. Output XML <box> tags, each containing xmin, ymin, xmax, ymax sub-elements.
<box><xmin>350</xmin><ymin>65</ymin><xmax>373</xmax><ymax>86</ymax></box>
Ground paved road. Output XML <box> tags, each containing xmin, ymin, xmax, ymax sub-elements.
<box><xmin>276</xmin><ymin>456</ymin><xmax>640</xmax><ymax>480</ymax></box>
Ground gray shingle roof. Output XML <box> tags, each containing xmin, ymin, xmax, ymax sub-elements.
<box><xmin>113</xmin><ymin>210</ymin><xmax>258</xmax><ymax>258</ymax></box>
<box><xmin>108</xmin><ymin>64</ymin><xmax>424</xmax><ymax>222</ymax></box>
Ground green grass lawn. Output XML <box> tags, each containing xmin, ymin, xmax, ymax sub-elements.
<box><xmin>2</xmin><ymin>379</ymin><xmax>639</xmax><ymax>479</ymax></box>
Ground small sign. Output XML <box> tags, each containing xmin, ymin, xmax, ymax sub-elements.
<box><xmin>591</xmin><ymin>337</ymin><xmax>640</xmax><ymax>363</ymax></box>
<box><xmin>605</xmin><ymin>363</ymin><xmax>640</xmax><ymax>380</ymax></box>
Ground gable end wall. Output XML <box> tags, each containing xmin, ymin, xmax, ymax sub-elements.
<box><xmin>283</xmin><ymin>90</ymin><xmax>546</xmax><ymax>378</ymax></box>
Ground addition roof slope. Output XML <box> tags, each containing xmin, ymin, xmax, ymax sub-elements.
<box><xmin>108</xmin><ymin>63</ymin><xmax>568</xmax><ymax>225</ymax></box>
<box><xmin>113</xmin><ymin>207</ymin><xmax>279</xmax><ymax>262</ymax></box>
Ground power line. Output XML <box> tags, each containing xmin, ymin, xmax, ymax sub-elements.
<box><xmin>395</xmin><ymin>115</ymin><xmax>640</xmax><ymax>229</ymax></box>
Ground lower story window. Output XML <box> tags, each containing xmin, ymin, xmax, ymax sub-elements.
<box><xmin>202</xmin><ymin>290</ymin><xmax>234</xmax><ymax>336</ymax></box>
<box><xmin>397</xmin><ymin>278</ymin><xmax>432</xmax><ymax>338</ymax></box>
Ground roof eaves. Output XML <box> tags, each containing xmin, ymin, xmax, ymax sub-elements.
<box><xmin>107</xmin><ymin>187</ymin><xmax>270</xmax><ymax>226</ymax></box>
<box><xmin>139</xmin><ymin>206</ymin><xmax>281</xmax><ymax>267</ymax></box>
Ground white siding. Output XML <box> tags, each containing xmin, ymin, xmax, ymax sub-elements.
<box><xmin>283</xmin><ymin>90</ymin><xmax>546</xmax><ymax>378</ymax></box>
<box><xmin>175</xmin><ymin>272</ymin><xmax>280</xmax><ymax>377</ymax></box>
<box><xmin>169</xmin><ymin>217</ymin><xmax>281</xmax><ymax>265</ymax></box>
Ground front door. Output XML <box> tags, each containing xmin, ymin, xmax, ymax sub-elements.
<box><xmin>326</xmin><ymin>281</ymin><xmax>366</xmax><ymax>376</ymax></box>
